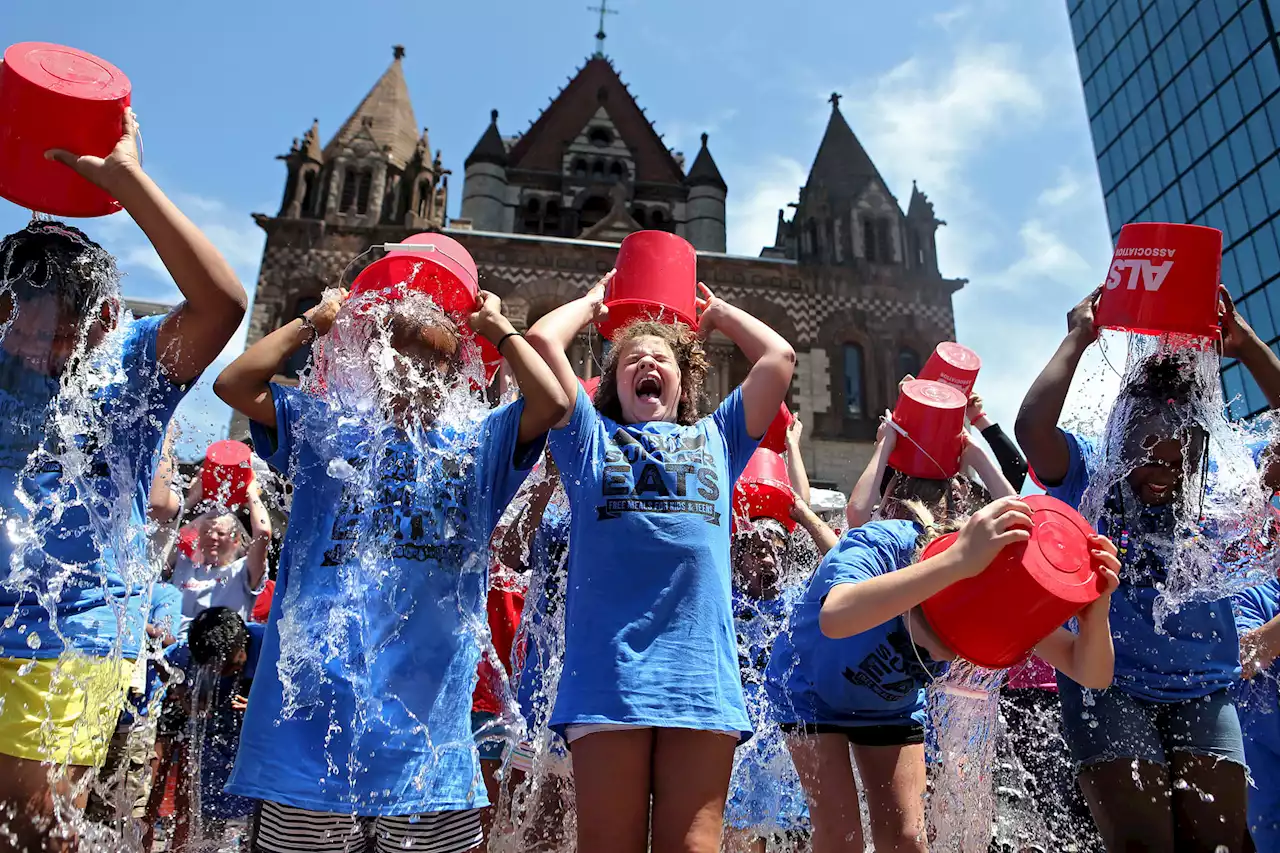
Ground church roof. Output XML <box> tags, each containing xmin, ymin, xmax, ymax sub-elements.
<box><xmin>907</xmin><ymin>181</ymin><xmax>935</xmax><ymax>220</ymax></box>
<box><xmin>804</xmin><ymin>95</ymin><xmax>889</xmax><ymax>202</ymax></box>
<box><xmin>466</xmin><ymin>109</ymin><xmax>509</xmax><ymax>168</ymax></box>
<box><xmin>300</xmin><ymin>118</ymin><xmax>323</xmax><ymax>163</ymax></box>
<box><xmin>686</xmin><ymin>133</ymin><xmax>726</xmax><ymax>191</ymax></box>
<box><xmin>506</xmin><ymin>56</ymin><xmax>685</xmax><ymax>185</ymax></box>
<box><xmin>323</xmin><ymin>46</ymin><xmax>420</xmax><ymax>168</ymax></box>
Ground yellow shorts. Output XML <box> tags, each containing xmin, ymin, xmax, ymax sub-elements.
<box><xmin>0</xmin><ymin>656</ymin><xmax>134</xmax><ymax>767</ymax></box>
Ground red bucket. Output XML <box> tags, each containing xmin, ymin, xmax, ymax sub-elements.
<box><xmin>0</xmin><ymin>42</ymin><xmax>131</xmax><ymax>217</ymax></box>
<box><xmin>1095</xmin><ymin>222</ymin><xmax>1222</xmax><ymax>340</ymax></box>
<box><xmin>919</xmin><ymin>494</ymin><xmax>1102</xmax><ymax>669</ymax></box>
<box><xmin>733</xmin><ymin>448</ymin><xmax>796</xmax><ymax>531</ymax></box>
<box><xmin>202</xmin><ymin>440</ymin><xmax>254</xmax><ymax>508</ymax></box>
<box><xmin>597</xmin><ymin>231</ymin><xmax>699</xmax><ymax>340</ymax></box>
<box><xmin>917</xmin><ymin>342</ymin><xmax>981</xmax><ymax>396</ymax></box>
<box><xmin>759</xmin><ymin>404</ymin><xmax>793</xmax><ymax>454</ymax></box>
<box><xmin>887</xmin><ymin>380</ymin><xmax>968</xmax><ymax>479</ymax></box>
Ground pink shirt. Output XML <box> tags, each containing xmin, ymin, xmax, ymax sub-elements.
<box><xmin>1006</xmin><ymin>655</ymin><xmax>1058</xmax><ymax>691</ymax></box>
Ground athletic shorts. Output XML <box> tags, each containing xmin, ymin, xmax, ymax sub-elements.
<box><xmin>778</xmin><ymin>721</ymin><xmax>925</xmax><ymax>747</ymax></box>
<box><xmin>85</xmin><ymin>717</ymin><xmax>160</xmax><ymax>821</ymax></box>
<box><xmin>249</xmin><ymin>800</ymin><xmax>483</xmax><ymax>853</ymax></box>
<box><xmin>1058</xmin><ymin>681</ymin><xmax>1246</xmax><ymax>770</ymax></box>
<box><xmin>0</xmin><ymin>655</ymin><xmax>134</xmax><ymax>766</ymax></box>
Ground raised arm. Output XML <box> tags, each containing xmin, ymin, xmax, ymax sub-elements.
<box><xmin>791</xmin><ymin>496</ymin><xmax>838</xmax><ymax>555</ymax></box>
<box><xmin>820</xmin><ymin>497</ymin><xmax>1033</xmax><ymax>639</ymax></box>
<box><xmin>243</xmin><ymin>482</ymin><xmax>273</xmax><ymax>592</ymax></box>
<box><xmin>961</xmin><ymin>435</ymin><xmax>1017</xmax><ymax>499</ymax></box>
<box><xmin>784</xmin><ymin>417</ymin><xmax>811</xmax><ymax>505</ymax></box>
<box><xmin>697</xmin><ymin>285</ymin><xmax>796</xmax><ymax>439</ymax></box>
<box><xmin>1014</xmin><ymin>288</ymin><xmax>1099</xmax><ymax>485</ymax></box>
<box><xmin>468</xmin><ymin>292</ymin><xmax>570</xmax><ymax>445</ymax></box>
<box><xmin>1219</xmin><ymin>288</ymin><xmax>1280</xmax><ymax>490</ymax></box>
<box><xmin>846</xmin><ymin>416</ymin><xmax>897</xmax><ymax>529</ymax></box>
<box><xmin>495</xmin><ymin>465</ymin><xmax>559</xmax><ymax>570</ymax></box>
<box><xmin>213</xmin><ymin>290</ymin><xmax>345</xmax><ymax>428</ymax></box>
<box><xmin>968</xmin><ymin>394</ymin><xmax>1028</xmax><ymax>492</ymax></box>
<box><xmin>1031</xmin><ymin>537</ymin><xmax>1120</xmax><ymax>689</ymax></box>
<box><xmin>149</xmin><ymin>423</ymin><xmax>182</xmax><ymax>525</ymax></box>
<box><xmin>47</xmin><ymin>110</ymin><xmax>246</xmax><ymax>385</ymax></box>
<box><xmin>526</xmin><ymin>273</ymin><xmax>611</xmax><ymax>428</ymax></box>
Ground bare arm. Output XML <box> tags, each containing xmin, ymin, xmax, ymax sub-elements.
<box><xmin>526</xmin><ymin>274</ymin><xmax>609</xmax><ymax>429</ymax></box>
<box><xmin>820</xmin><ymin>498</ymin><xmax>1033</xmax><ymax>639</ymax></box>
<box><xmin>784</xmin><ymin>417</ymin><xmax>811</xmax><ymax>505</ymax></box>
<box><xmin>48</xmin><ymin>110</ymin><xmax>246</xmax><ymax>385</ymax></box>
<box><xmin>961</xmin><ymin>436</ymin><xmax>1017</xmax><ymax>499</ymax></box>
<box><xmin>1032</xmin><ymin>543</ymin><xmax>1120</xmax><ymax>689</ymax></box>
<box><xmin>149</xmin><ymin>423</ymin><xmax>181</xmax><ymax>525</ymax></box>
<box><xmin>243</xmin><ymin>483</ymin><xmax>272</xmax><ymax>592</ymax></box>
<box><xmin>1014</xmin><ymin>288</ymin><xmax>1100</xmax><ymax>486</ymax></box>
<box><xmin>495</xmin><ymin>468</ymin><xmax>558</xmax><ymax>570</ymax></box>
<box><xmin>846</xmin><ymin>416</ymin><xmax>897</xmax><ymax>530</ymax></box>
<box><xmin>699</xmin><ymin>286</ymin><xmax>796</xmax><ymax>438</ymax></box>
<box><xmin>791</xmin><ymin>496</ymin><xmax>839</xmax><ymax>555</ymax></box>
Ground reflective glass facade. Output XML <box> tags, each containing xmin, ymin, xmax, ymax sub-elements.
<box><xmin>1069</xmin><ymin>0</ymin><xmax>1280</xmax><ymax>417</ymax></box>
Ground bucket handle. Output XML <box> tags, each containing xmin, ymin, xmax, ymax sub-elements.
<box><xmin>885</xmin><ymin>414</ymin><xmax>952</xmax><ymax>480</ymax></box>
<box><xmin>380</xmin><ymin>242</ymin><xmax>479</xmax><ymax>288</ymax></box>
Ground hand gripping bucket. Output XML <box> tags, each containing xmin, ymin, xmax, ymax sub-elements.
<box><xmin>202</xmin><ymin>440</ymin><xmax>254</xmax><ymax>508</ymax></box>
<box><xmin>917</xmin><ymin>342</ymin><xmax>981</xmax><ymax>396</ymax></box>
<box><xmin>759</xmin><ymin>403</ymin><xmax>794</xmax><ymax>454</ymax></box>
<box><xmin>1095</xmin><ymin>222</ymin><xmax>1223</xmax><ymax>340</ymax></box>
<box><xmin>919</xmin><ymin>494</ymin><xmax>1103</xmax><ymax>669</ymax></box>
<box><xmin>596</xmin><ymin>230</ymin><xmax>699</xmax><ymax>340</ymax></box>
<box><xmin>733</xmin><ymin>448</ymin><xmax>796</xmax><ymax>532</ymax></box>
<box><xmin>0</xmin><ymin>42</ymin><xmax>132</xmax><ymax>217</ymax></box>
<box><xmin>350</xmin><ymin>233</ymin><xmax>501</xmax><ymax>380</ymax></box>
<box><xmin>887</xmin><ymin>380</ymin><xmax>968</xmax><ymax>479</ymax></box>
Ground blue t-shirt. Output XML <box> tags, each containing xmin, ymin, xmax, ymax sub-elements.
<box><xmin>119</xmin><ymin>582</ymin><xmax>184</xmax><ymax>728</ymax></box>
<box><xmin>764</xmin><ymin>520</ymin><xmax>935</xmax><ymax>728</ymax></box>
<box><xmin>228</xmin><ymin>385</ymin><xmax>540</xmax><ymax>815</ymax></box>
<box><xmin>0</xmin><ymin>315</ymin><xmax>189</xmax><ymax>660</ymax></box>
<box><xmin>514</xmin><ymin>500</ymin><xmax>570</xmax><ymax>728</ymax></box>
<box><xmin>1234</xmin><ymin>579</ymin><xmax>1280</xmax><ymax>850</ymax></box>
<box><xmin>1048</xmin><ymin>432</ymin><xmax>1239</xmax><ymax>701</ymax></box>
<box><xmin>546</xmin><ymin>386</ymin><xmax>757</xmax><ymax>737</ymax></box>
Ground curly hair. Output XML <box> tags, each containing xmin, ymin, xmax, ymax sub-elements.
<box><xmin>593</xmin><ymin>320</ymin><xmax>709</xmax><ymax>426</ymax></box>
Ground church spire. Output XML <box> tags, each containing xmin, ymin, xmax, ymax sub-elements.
<box><xmin>802</xmin><ymin>91</ymin><xmax>886</xmax><ymax>202</ymax></box>
<box><xmin>588</xmin><ymin>0</ymin><xmax>619</xmax><ymax>57</ymax></box>
<box><xmin>323</xmin><ymin>45</ymin><xmax>419</xmax><ymax>168</ymax></box>
<box><xmin>686</xmin><ymin>133</ymin><xmax>726</xmax><ymax>191</ymax></box>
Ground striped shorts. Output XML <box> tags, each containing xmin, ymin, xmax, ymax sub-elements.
<box><xmin>250</xmin><ymin>800</ymin><xmax>483</xmax><ymax>853</ymax></box>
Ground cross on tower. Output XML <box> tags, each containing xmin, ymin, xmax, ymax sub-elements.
<box><xmin>588</xmin><ymin>0</ymin><xmax>619</xmax><ymax>57</ymax></box>
<box><xmin>829</xmin><ymin>92</ymin><xmax>842</xmax><ymax>109</ymax></box>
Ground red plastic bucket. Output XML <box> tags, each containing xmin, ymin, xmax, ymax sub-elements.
<box><xmin>733</xmin><ymin>448</ymin><xmax>796</xmax><ymax>532</ymax></box>
<box><xmin>202</xmin><ymin>440</ymin><xmax>254</xmax><ymax>508</ymax></box>
<box><xmin>759</xmin><ymin>404</ymin><xmax>793</xmax><ymax>454</ymax></box>
<box><xmin>919</xmin><ymin>494</ymin><xmax>1102</xmax><ymax>669</ymax></box>
<box><xmin>917</xmin><ymin>342</ymin><xmax>981</xmax><ymax>396</ymax></box>
<box><xmin>0</xmin><ymin>42</ymin><xmax>131</xmax><ymax>217</ymax></box>
<box><xmin>597</xmin><ymin>231</ymin><xmax>699</xmax><ymax>340</ymax></box>
<box><xmin>1095</xmin><ymin>222</ymin><xmax>1222</xmax><ymax>340</ymax></box>
<box><xmin>887</xmin><ymin>380</ymin><xmax>968</xmax><ymax>479</ymax></box>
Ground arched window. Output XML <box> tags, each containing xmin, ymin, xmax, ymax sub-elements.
<box><xmin>544</xmin><ymin>200</ymin><xmax>561</xmax><ymax>235</ymax></box>
<box><xmin>355</xmin><ymin>170</ymin><xmax>373</xmax><ymax>215</ymax></box>
<box><xmin>340</xmin><ymin>168</ymin><xmax>358</xmax><ymax>212</ymax></box>
<box><xmin>579</xmin><ymin>195</ymin><xmax>611</xmax><ymax>230</ymax></box>
<box><xmin>877</xmin><ymin>219</ymin><xmax>894</xmax><ymax>263</ymax></box>
<box><xmin>592</xmin><ymin>160</ymin><xmax>605</xmax><ymax>176</ymax></box>
<box><xmin>300</xmin><ymin>171</ymin><xmax>317</xmax><ymax>215</ymax></box>
<box><xmin>589</xmin><ymin>127</ymin><xmax>613</xmax><ymax>146</ymax></box>
<box><xmin>897</xmin><ymin>347</ymin><xmax>920</xmax><ymax>382</ymax></box>
<box><xmin>522</xmin><ymin>198</ymin><xmax>542</xmax><ymax>233</ymax></box>
<box><xmin>805</xmin><ymin>219</ymin><xmax>818</xmax><ymax>258</ymax></box>
<box><xmin>863</xmin><ymin>219</ymin><xmax>877</xmax><ymax>261</ymax></box>
<box><xmin>573</xmin><ymin>158</ymin><xmax>588</xmax><ymax>177</ymax></box>
<box><xmin>650</xmin><ymin>209</ymin><xmax>666</xmax><ymax>231</ymax></box>
<box><xmin>843</xmin><ymin>344</ymin><xmax>866</xmax><ymax>418</ymax></box>
<box><xmin>609</xmin><ymin>161</ymin><xmax>624</xmax><ymax>180</ymax></box>
<box><xmin>283</xmin><ymin>297</ymin><xmax>321</xmax><ymax>379</ymax></box>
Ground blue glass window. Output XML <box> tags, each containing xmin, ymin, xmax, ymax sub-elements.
<box><xmin>1225</xmin><ymin>188</ymin><xmax>1250</xmax><ymax>239</ymax></box>
<box><xmin>1256</xmin><ymin>222</ymin><xmax>1280</xmax><ymax>282</ymax></box>
<box><xmin>1248</xmin><ymin>293</ymin><xmax>1276</xmax><ymax>350</ymax></box>
<box><xmin>1243</xmin><ymin>174</ymin><xmax>1270</xmax><ymax>225</ymax></box>
<box><xmin>1218</xmin><ymin>74</ymin><xmax>1244</xmax><ymax>129</ymax></box>
<box><xmin>1223</xmin><ymin>363</ymin><xmax>1247</xmax><ymax>418</ymax></box>
<box><xmin>1168</xmin><ymin>24</ymin><xmax>1190</xmax><ymax>70</ymax></box>
<box><xmin>1190</xmin><ymin>52</ymin><xmax>1215</xmax><ymax>99</ymax></box>
<box><xmin>1186</xmin><ymin>109</ymin><xmax>1210</xmax><ymax>159</ymax></box>
<box><xmin>1223</xmin><ymin>250</ymin><xmax>1243</xmax><ymax>297</ymax></box>
<box><xmin>1155</xmin><ymin>141</ymin><xmax>1177</xmax><ymax>186</ymax></box>
<box><xmin>1213</xmin><ymin>142</ymin><xmax>1237</xmax><ymax>187</ymax></box>
<box><xmin>1244</xmin><ymin>374</ymin><xmax>1268</xmax><ymax>414</ymax></box>
<box><xmin>1248</xmin><ymin>109</ymin><xmax>1274</xmax><ymax>160</ymax></box>
<box><xmin>1196</xmin><ymin>0</ymin><xmax>1220</xmax><ymax>35</ymax></box>
<box><xmin>843</xmin><ymin>345</ymin><xmax>865</xmax><ymax>418</ymax></box>
<box><xmin>1222</xmin><ymin>13</ymin><xmax>1248</xmax><ymax>58</ymax></box>
<box><xmin>1266</xmin><ymin>95</ymin><xmax>1280</xmax><ymax>146</ymax></box>
<box><xmin>1183</xmin><ymin>173</ymin><xmax>1204</xmax><ymax>214</ymax></box>
<box><xmin>1239</xmin><ymin>62</ymin><xmax>1264</xmax><ymax>113</ymax></box>
<box><xmin>897</xmin><ymin>348</ymin><xmax>920</xmax><ymax>382</ymax></box>
<box><xmin>1201</xmin><ymin>95</ymin><xmax>1226</xmax><ymax>139</ymax></box>
<box><xmin>1229</xmin><ymin>127</ymin><xmax>1255</xmax><ymax>177</ymax></box>
<box><xmin>1237</xmin><ymin>239</ymin><xmax>1262</xmax><ymax>289</ymax></box>
<box><xmin>1206</xmin><ymin>35</ymin><xmax>1232</xmax><ymax>85</ymax></box>
<box><xmin>1241</xmin><ymin>1</ymin><xmax>1267</xmax><ymax>49</ymax></box>
<box><xmin>1171</xmin><ymin>124</ymin><xmax>1193</xmax><ymax>172</ymax></box>
<box><xmin>1255</xmin><ymin>46</ymin><xmax>1280</xmax><ymax>96</ymax></box>
<box><xmin>1261</xmin><ymin>156</ymin><xmax>1280</xmax><ymax>209</ymax></box>
<box><xmin>1167</xmin><ymin>183</ymin><xmax>1188</xmax><ymax>220</ymax></box>
<box><xmin>1215</xmin><ymin>0</ymin><xmax>1240</xmax><ymax>26</ymax></box>
<box><xmin>1182</xmin><ymin>11</ymin><xmax>1204</xmax><ymax>55</ymax></box>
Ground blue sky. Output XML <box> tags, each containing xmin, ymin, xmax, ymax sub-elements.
<box><xmin>2</xmin><ymin>0</ymin><xmax>1125</xmax><ymax>463</ymax></box>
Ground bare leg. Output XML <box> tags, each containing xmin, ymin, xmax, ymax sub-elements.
<box><xmin>0</xmin><ymin>752</ymin><xmax>91</xmax><ymax>853</ymax></box>
<box><xmin>141</xmin><ymin>734</ymin><xmax>173</xmax><ymax>852</ymax></box>
<box><xmin>786</xmin><ymin>733</ymin><xmax>863</xmax><ymax>853</ymax></box>
<box><xmin>1078</xmin><ymin>758</ymin><xmax>1175</xmax><ymax>852</ymax></box>
<box><xmin>571</xmin><ymin>728</ymin><xmax>653</xmax><ymax>853</ymax></box>
<box><xmin>650</xmin><ymin>729</ymin><xmax>736</xmax><ymax>853</ymax></box>
<box><xmin>1170</xmin><ymin>752</ymin><xmax>1248</xmax><ymax>852</ymax></box>
<box><xmin>852</xmin><ymin>742</ymin><xmax>927</xmax><ymax>853</ymax></box>
<box><xmin>478</xmin><ymin>758</ymin><xmax>501</xmax><ymax>844</ymax></box>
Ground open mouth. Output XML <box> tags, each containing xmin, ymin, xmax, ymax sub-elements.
<box><xmin>636</xmin><ymin>374</ymin><xmax>663</xmax><ymax>403</ymax></box>
<box><xmin>1146</xmin><ymin>483</ymin><xmax>1173</xmax><ymax>499</ymax></box>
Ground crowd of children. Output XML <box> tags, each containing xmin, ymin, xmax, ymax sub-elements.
<box><xmin>0</xmin><ymin>111</ymin><xmax>1276</xmax><ymax>853</ymax></box>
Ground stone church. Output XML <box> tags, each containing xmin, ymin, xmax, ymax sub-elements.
<box><xmin>242</xmin><ymin>44</ymin><xmax>963</xmax><ymax>489</ymax></box>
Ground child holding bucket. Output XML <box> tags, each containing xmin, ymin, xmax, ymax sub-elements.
<box><xmin>0</xmin><ymin>108</ymin><xmax>247</xmax><ymax>847</ymax></box>
<box><xmin>1015</xmin><ymin>284</ymin><xmax>1280</xmax><ymax>850</ymax></box>
<box><xmin>526</xmin><ymin>262</ymin><xmax>795</xmax><ymax>853</ymax></box>
<box><xmin>765</xmin><ymin>411</ymin><xmax>1120</xmax><ymax>853</ymax></box>
<box><xmin>214</xmin><ymin>263</ymin><xmax>569</xmax><ymax>851</ymax></box>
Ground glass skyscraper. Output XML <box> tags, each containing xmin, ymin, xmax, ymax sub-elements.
<box><xmin>1068</xmin><ymin>0</ymin><xmax>1280</xmax><ymax>417</ymax></box>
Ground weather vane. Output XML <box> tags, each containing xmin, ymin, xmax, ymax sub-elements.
<box><xmin>588</xmin><ymin>0</ymin><xmax>619</xmax><ymax>58</ymax></box>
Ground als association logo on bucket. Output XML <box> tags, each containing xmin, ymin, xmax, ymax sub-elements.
<box><xmin>1106</xmin><ymin>246</ymin><xmax>1176</xmax><ymax>292</ymax></box>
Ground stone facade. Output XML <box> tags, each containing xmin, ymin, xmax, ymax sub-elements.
<box><xmin>239</xmin><ymin>48</ymin><xmax>964</xmax><ymax>490</ymax></box>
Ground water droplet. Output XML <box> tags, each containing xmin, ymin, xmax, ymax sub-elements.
<box><xmin>24</xmin><ymin>633</ymin><xmax>39</xmax><ymax>650</ymax></box>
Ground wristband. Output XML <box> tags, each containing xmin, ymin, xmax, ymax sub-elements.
<box><xmin>496</xmin><ymin>331</ymin><xmax>521</xmax><ymax>354</ymax></box>
<box><xmin>298</xmin><ymin>314</ymin><xmax>320</xmax><ymax>344</ymax></box>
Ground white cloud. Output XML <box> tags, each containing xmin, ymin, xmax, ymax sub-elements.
<box><xmin>1037</xmin><ymin>167</ymin><xmax>1084</xmax><ymax>208</ymax></box>
<box><xmin>659</xmin><ymin>108</ymin><xmax>740</xmax><ymax>156</ymax></box>
<box><xmin>932</xmin><ymin>5</ymin><xmax>972</xmax><ymax>30</ymax></box>
<box><xmin>997</xmin><ymin>219</ymin><xmax>1095</xmax><ymax>290</ymax></box>
<box><xmin>725</xmin><ymin>156</ymin><xmax>806</xmax><ymax>257</ymax></box>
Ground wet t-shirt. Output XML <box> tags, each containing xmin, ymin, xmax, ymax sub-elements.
<box><xmin>0</xmin><ymin>316</ymin><xmax>189</xmax><ymax>660</ymax></box>
<box><xmin>228</xmin><ymin>385</ymin><xmax>539</xmax><ymax>815</ymax></box>
<box><xmin>1049</xmin><ymin>432</ymin><xmax>1240</xmax><ymax>701</ymax></box>
<box><xmin>765</xmin><ymin>520</ymin><xmax>936</xmax><ymax>728</ymax></box>
<box><xmin>1233</xmin><ymin>579</ymin><xmax>1280</xmax><ymax>849</ymax></box>
<box><xmin>170</xmin><ymin>554</ymin><xmax>264</xmax><ymax>627</ymax></box>
<box><xmin>547</xmin><ymin>386</ymin><xmax>756</xmax><ymax>737</ymax></box>
<box><xmin>119</xmin><ymin>582</ymin><xmax>183</xmax><ymax>729</ymax></box>
<box><xmin>514</xmin><ymin>500</ymin><xmax>570</xmax><ymax>727</ymax></box>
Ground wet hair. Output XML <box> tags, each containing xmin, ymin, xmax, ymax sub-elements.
<box><xmin>193</xmin><ymin>509</ymin><xmax>250</xmax><ymax>559</ymax></box>
<box><xmin>387</xmin><ymin>303</ymin><xmax>462</xmax><ymax>366</ymax></box>
<box><xmin>1125</xmin><ymin>351</ymin><xmax>1205</xmax><ymax>405</ymax></box>
<box><xmin>880</xmin><ymin>472</ymin><xmax>991</xmax><ymax>556</ymax></box>
<box><xmin>594</xmin><ymin>320</ymin><xmax>709</xmax><ymax>426</ymax></box>
<box><xmin>188</xmin><ymin>606</ymin><xmax>249</xmax><ymax>667</ymax></box>
<box><xmin>0</xmin><ymin>220</ymin><xmax>114</xmax><ymax>316</ymax></box>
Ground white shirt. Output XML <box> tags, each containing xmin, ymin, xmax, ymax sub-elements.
<box><xmin>170</xmin><ymin>554</ymin><xmax>263</xmax><ymax>626</ymax></box>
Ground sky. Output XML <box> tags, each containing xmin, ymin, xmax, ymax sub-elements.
<box><xmin>1</xmin><ymin>0</ymin><xmax>1128</xmax><ymax>464</ymax></box>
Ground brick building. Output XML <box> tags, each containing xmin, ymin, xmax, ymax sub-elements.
<box><xmin>240</xmin><ymin>45</ymin><xmax>963</xmax><ymax>489</ymax></box>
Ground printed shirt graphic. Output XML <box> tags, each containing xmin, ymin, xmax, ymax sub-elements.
<box><xmin>170</xmin><ymin>554</ymin><xmax>263</xmax><ymax>627</ymax></box>
<box><xmin>547</xmin><ymin>386</ymin><xmax>757</xmax><ymax>737</ymax></box>
<box><xmin>0</xmin><ymin>316</ymin><xmax>190</xmax><ymax>660</ymax></box>
<box><xmin>1050</xmin><ymin>432</ymin><xmax>1239</xmax><ymax>701</ymax></box>
<box><xmin>1233</xmin><ymin>577</ymin><xmax>1280</xmax><ymax>847</ymax></box>
<box><xmin>228</xmin><ymin>385</ymin><xmax>539</xmax><ymax>816</ymax></box>
<box><xmin>765</xmin><ymin>520</ymin><xmax>935</xmax><ymax>728</ymax></box>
